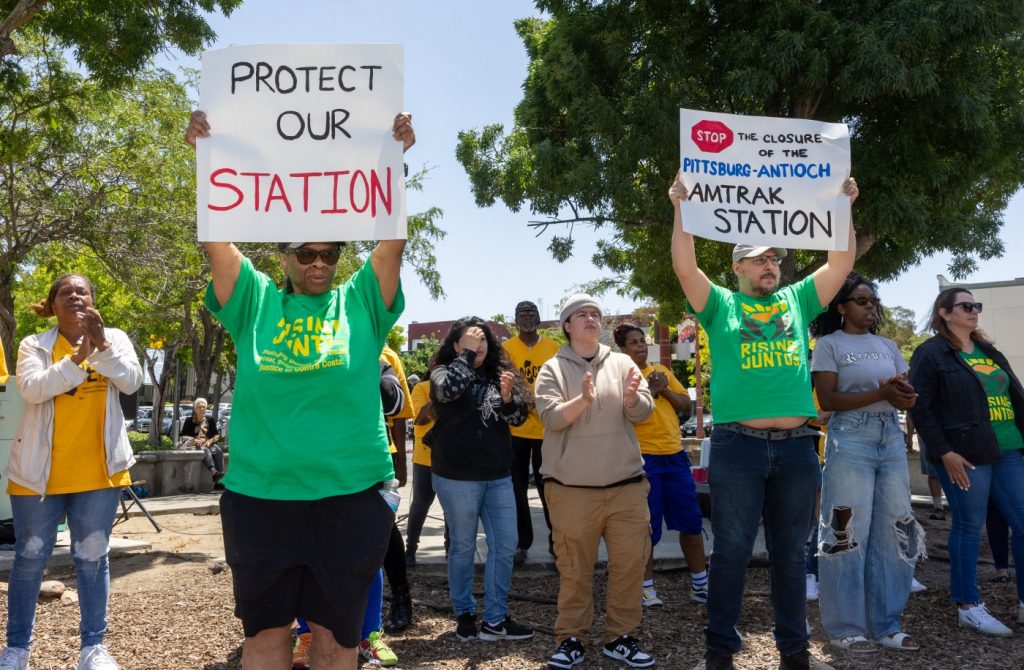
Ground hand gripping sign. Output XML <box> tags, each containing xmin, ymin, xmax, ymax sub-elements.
<box><xmin>197</xmin><ymin>44</ymin><xmax>406</xmax><ymax>242</ymax></box>
<box><xmin>679</xmin><ymin>109</ymin><xmax>851</xmax><ymax>251</ymax></box>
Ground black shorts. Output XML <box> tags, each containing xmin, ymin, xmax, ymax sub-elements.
<box><xmin>220</xmin><ymin>485</ymin><xmax>394</xmax><ymax>647</ymax></box>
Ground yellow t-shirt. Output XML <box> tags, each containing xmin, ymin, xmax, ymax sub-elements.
<box><xmin>502</xmin><ymin>336</ymin><xmax>560</xmax><ymax>440</ymax></box>
<box><xmin>633</xmin><ymin>363</ymin><xmax>685</xmax><ymax>456</ymax></box>
<box><xmin>381</xmin><ymin>346</ymin><xmax>413</xmax><ymax>454</ymax></box>
<box><xmin>0</xmin><ymin>337</ymin><xmax>9</xmax><ymax>383</ymax></box>
<box><xmin>9</xmin><ymin>334</ymin><xmax>130</xmax><ymax>496</ymax></box>
<box><xmin>410</xmin><ymin>380</ymin><xmax>433</xmax><ymax>467</ymax></box>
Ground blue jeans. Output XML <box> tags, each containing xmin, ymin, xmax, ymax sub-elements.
<box><xmin>936</xmin><ymin>448</ymin><xmax>1024</xmax><ymax>605</ymax></box>
<box><xmin>360</xmin><ymin>569</ymin><xmax>384</xmax><ymax>639</ymax></box>
<box><xmin>705</xmin><ymin>427</ymin><xmax>820</xmax><ymax>657</ymax></box>
<box><xmin>817</xmin><ymin>411</ymin><xmax>920</xmax><ymax>639</ymax></box>
<box><xmin>7</xmin><ymin>488</ymin><xmax>121</xmax><ymax>649</ymax></box>
<box><xmin>432</xmin><ymin>474</ymin><xmax>517</xmax><ymax>623</ymax></box>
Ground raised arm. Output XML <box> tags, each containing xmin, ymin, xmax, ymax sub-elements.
<box><xmin>811</xmin><ymin>177</ymin><xmax>859</xmax><ymax>307</ymax></box>
<box><xmin>370</xmin><ymin>113</ymin><xmax>416</xmax><ymax>310</ymax></box>
<box><xmin>669</xmin><ymin>171</ymin><xmax>712</xmax><ymax>313</ymax></box>
<box><xmin>184</xmin><ymin>110</ymin><xmax>243</xmax><ymax>307</ymax></box>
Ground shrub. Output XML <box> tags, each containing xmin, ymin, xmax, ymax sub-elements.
<box><xmin>127</xmin><ymin>431</ymin><xmax>174</xmax><ymax>453</ymax></box>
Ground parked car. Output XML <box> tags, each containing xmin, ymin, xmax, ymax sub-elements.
<box><xmin>682</xmin><ymin>412</ymin><xmax>713</xmax><ymax>437</ymax></box>
<box><xmin>160</xmin><ymin>403</ymin><xmax>193</xmax><ymax>436</ymax></box>
<box><xmin>133</xmin><ymin>406</ymin><xmax>154</xmax><ymax>432</ymax></box>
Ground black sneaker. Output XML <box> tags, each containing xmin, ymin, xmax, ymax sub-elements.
<box><xmin>548</xmin><ymin>637</ymin><xmax>585</xmax><ymax>669</ymax></box>
<box><xmin>513</xmin><ymin>548</ymin><xmax>528</xmax><ymax>566</ymax></box>
<box><xmin>778</xmin><ymin>649</ymin><xmax>834</xmax><ymax>670</ymax></box>
<box><xmin>479</xmin><ymin>616</ymin><xmax>535</xmax><ymax>641</ymax></box>
<box><xmin>692</xmin><ymin>650</ymin><xmax>736</xmax><ymax>670</ymax></box>
<box><xmin>603</xmin><ymin>635</ymin><xmax>655</xmax><ymax>668</ymax></box>
<box><xmin>455</xmin><ymin>612</ymin><xmax>477</xmax><ymax>641</ymax></box>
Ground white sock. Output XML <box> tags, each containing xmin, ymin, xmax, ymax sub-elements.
<box><xmin>691</xmin><ymin>570</ymin><xmax>708</xmax><ymax>590</ymax></box>
<box><xmin>643</xmin><ymin>579</ymin><xmax>654</xmax><ymax>589</ymax></box>
<box><xmin>932</xmin><ymin>496</ymin><xmax>943</xmax><ymax>508</ymax></box>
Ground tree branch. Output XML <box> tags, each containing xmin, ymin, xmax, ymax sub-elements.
<box><xmin>527</xmin><ymin>215</ymin><xmax>651</xmax><ymax>236</ymax></box>
<box><xmin>0</xmin><ymin>0</ymin><xmax>50</xmax><ymax>57</ymax></box>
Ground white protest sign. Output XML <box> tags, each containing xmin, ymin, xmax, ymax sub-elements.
<box><xmin>678</xmin><ymin>109</ymin><xmax>850</xmax><ymax>251</ymax></box>
<box><xmin>197</xmin><ymin>44</ymin><xmax>406</xmax><ymax>242</ymax></box>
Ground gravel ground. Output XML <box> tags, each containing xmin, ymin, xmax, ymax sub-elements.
<box><xmin>1</xmin><ymin>511</ymin><xmax>1022</xmax><ymax>669</ymax></box>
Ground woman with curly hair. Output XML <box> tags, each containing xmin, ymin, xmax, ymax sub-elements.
<box><xmin>809</xmin><ymin>272</ymin><xmax>922</xmax><ymax>654</ymax></box>
<box><xmin>428</xmin><ymin>317</ymin><xmax>535</xmax><ymax>643</ymax></box>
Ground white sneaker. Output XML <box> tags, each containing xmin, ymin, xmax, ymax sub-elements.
<box><xmin>958</xmin><ymin>603</ymin><xmax>1013</xmax><ymax>637</ymax></box>
<box><xmin>641</xmin><ymin>586</ymin><xmax>663</xmax><ymax>608</ymax></box>
<box><xmin>78</xmin><ymin>644</ymin><xmax>119</xmax><ymax>670</ymax></box>
<box><xmin>806</xmin><ymin>574</ymin><xmax>819</xmax><ymax>601</ymax></box>
<box><xmin>911</xmin><ymin>577</ymin><xmax>927</xmax><ymax>593</ymax></box>
<box><xmin>0</xmin><ymin>647</ymin><xmax>29</xmax><ymax>670</ymax></box>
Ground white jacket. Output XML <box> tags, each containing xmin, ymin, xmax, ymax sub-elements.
<box><xmin>5</xmin><ymin>327</ymin><xmax>143</xmax><ymax>495</ymax></box>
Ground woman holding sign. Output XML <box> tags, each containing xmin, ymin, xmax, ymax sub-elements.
<box><xmin>185</xmin><ymin>110</ymin><xmax>414</xmax><ymax>669</ymax></box>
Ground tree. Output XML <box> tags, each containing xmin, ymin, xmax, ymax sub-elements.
<box><xmin>0</xmin><ymin>38</ymin><xmax>198</xmax><ymax>367</ymax></box>
<box><xmin>878</xmin><ymin>304</ymin><xmax>929</xmax><ymax>361</ymax></box>
<box><xmin>1</xmin><ymin>0</ymin><xmax>242</xmax><ymax>87</ymax></box>
<box><xmin>457</xmin><ymin>1</ymin><xmax>1024</xmax><ymax>319</ymax></box>
<box><xmin>387</xmin><ymin>324</ymin><xmax>406</xmax><ymax>352</ymax></box>
<box><xmin>398</xmin><ymin>336</ymin><xmax>440</xmax><ymax>380</ymax></box>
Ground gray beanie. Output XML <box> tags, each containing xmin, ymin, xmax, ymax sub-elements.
<box><xmin>560</xmin><ymin>294</ymin><xmax>602</xmax><ymax>325</ymax></box>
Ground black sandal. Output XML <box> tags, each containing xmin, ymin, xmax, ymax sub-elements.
<box><xmin>990</xmin><ymin>574</ymin><xmax>1012</xmax><ymax>584</ymax></box>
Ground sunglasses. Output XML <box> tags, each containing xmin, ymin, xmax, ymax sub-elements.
<box><xmin>953</xmin><ymin>301</ymin><xmax>983</xmax><ymax>314</ymax></box>
<box><xmin>289</xmin><ymin>248</ymin><xmax>341</xmax><ymax>265</ymax></box>
<box><xmin>842</xmin><ymin>295</ymin><xmax>880</xmax><ymax>307</ymax></box>
<box><xmin>747</xmin><ymin>255</ymin><xmax>782</xmax><ymax>267</ymax></box>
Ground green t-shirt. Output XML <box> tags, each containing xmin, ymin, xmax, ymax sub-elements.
<box><xmin>206</xmin><ymin>256</ymin><xmax>403</xmax><ymax>500</ymax></box>
<box><xmin>696</xmin><ymin>275</ymin><xmax>823</xmax><ymax>423</ymax></box>
<box><xmin>959</xmin><ymin>346</ymin><xmax>1024</xmax><ymax>452</ymax></box>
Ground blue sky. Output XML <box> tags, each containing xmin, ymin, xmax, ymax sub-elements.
<box><xmin>166</xmin><ymin>0</ymin><xmax>1024</xmax><ymax>334</ymax></box>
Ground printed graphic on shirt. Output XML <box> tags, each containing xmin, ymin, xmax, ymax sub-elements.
<box><xmin>519</xmin><ymin>358</ymin><xmax>542</xmax><ymax>385</ymax></box>
<box><xmin>962</xmin><ymin>353</ymin><xmax>1015</xmax><ymax>422</ymax></box>
<box><xmin>839</xmin><ymin>350</ymin><xmax>897</xmax><ymax>366</ymax></box>
<box><xmin>64</xmin><ymin>359</ymin><xmax>108</xmax><ymax>397</ymax></box>
<box><xmin>261</xmin><ymin>315</ymin><xmax>349</xmax><ymax>373</ymax></box>
<box><xmin>739</xmin><ymin>299</ymin><xmax>799</xmax><ymax>369</ymax></box>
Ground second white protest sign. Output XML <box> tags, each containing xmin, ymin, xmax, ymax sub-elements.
<box><xmin>678</xmin><ymin>109</ymin><xmax>851</xmax><ymax>251</ymax></box>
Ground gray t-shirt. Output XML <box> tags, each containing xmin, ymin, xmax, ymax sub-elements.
<box><xmin>811</xmin><ymin>330</ymin><xmax>908</xmax><ymax>413</ymax></box>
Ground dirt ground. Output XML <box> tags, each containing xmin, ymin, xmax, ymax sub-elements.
<box><xmin>1</xmin><ymin>510</ymin><xmax>1023</xmax><ymax>669</ymax></box>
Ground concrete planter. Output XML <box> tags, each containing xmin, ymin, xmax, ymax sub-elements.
<box><xmin>129</xmin><ymin>450</ymin><xmax>228</xmax><ymax>497</ymax></box>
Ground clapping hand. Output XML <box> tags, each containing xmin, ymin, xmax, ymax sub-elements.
<box><xmin>499</xmin><ymin>371</ymin><xmax>515</xmax><ymax>403</ymax></box>
<box><xmin>624</xmin><ymin>368</ymin><xmax>642</xmax><ymax>407</ymax></box>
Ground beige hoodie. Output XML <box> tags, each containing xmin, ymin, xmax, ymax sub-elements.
<box><xmin>535</xmin><ymin>343</ymin><xmax>653</xmax><ymax>487</ymax></box>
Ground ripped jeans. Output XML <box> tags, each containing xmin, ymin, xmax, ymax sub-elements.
<box><xmin>818</xmin><ymin>411</ymin><xmax>924</xmax><ymax>640</ymax></box>
<box><xmin>7</xmin><ymin>488</ymin><xmax>121</xmax><ymax>650</ymax></box>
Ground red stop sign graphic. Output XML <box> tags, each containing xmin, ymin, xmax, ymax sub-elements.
<box><xmin>691</xmin><ymin>120</ymin><xmax>733</xmax><ymax>153</ymax></box>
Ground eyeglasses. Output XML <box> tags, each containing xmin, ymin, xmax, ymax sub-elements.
<box><xmin>842</xmin><ymin>295</ymin><xmax>880</xmax><ymax>307</ymax></box>
<box><xmin>953</xmin><ymin>301</ymin><xmax>983</xmax><ymax>314</ymax></box>
<box><xmin>747</xmin><ymin>255</ymin><xmax>782</xmax><ymax>267</ymax></box>
<box><xmin>290</xmin><ymin>248</ymin><xmax>341</xmax><ymax>265</ymax></box>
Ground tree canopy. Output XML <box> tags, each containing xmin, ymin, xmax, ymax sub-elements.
<box><xmin>1</xmin><ymin>0</ymin><xmax>242</xmax><ymax>87</ymax></box>
<box><xmin>457</xmin><ymin>0</ymin><xmax>1024</xmax><ymax>318</ymax></box>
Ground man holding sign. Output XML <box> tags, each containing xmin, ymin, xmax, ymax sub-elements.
<box><xmin>185</xmin><ymin>106</ymin><xmax>414</xmax><ymax>670</ymax></box>
<box><xmin>670</xmin><ymin>154</ymin><xmax>857</xmax><ymax>670</ymax></box>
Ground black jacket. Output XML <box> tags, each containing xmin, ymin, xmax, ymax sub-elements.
<box><xmin>909</xmin><ymin>336</ymin><xmax>1024</xmax><ymax>465</ymax></box>
<box><xmin>428</xmin><ymin>350</ymin><xmax>527</xmax><ymax>481</ymax></box>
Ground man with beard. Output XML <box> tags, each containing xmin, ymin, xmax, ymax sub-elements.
<box><xmin>669</xmin><ymin>171</ymin><xmax>859</xmax><ymax>670</ymax></box>
<box><xmin>502</xmin><ymin>301</ymin><xmax>560</xmax><ymax>563</ymax></box>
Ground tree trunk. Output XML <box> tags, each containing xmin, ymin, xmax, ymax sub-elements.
<box><xmin>0</xmin><ymin>271</ymin><xmax>17</xmax><ymax>372</ymax></box>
